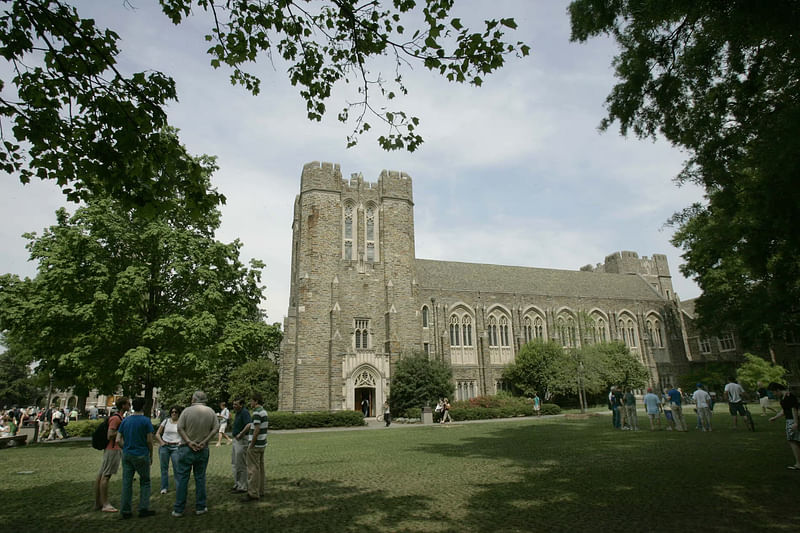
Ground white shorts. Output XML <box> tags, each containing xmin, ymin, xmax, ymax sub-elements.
<box><xmin>219</xmin><ymin>421</ymin><xmax>228</xmax><ymax>433</ymax></box>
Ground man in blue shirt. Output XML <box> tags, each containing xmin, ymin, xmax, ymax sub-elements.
<box><xmin>117</xmin><ymin>397</ymin><xmax>155</xmax><ymax>519</ymax></box>
<box><xmin>667</xmin><ymin>385</ymin><xmax>687</xmax><ymax>432</ymax></box>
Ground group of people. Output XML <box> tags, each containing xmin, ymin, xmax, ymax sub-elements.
<box><xmin>608</xmin><ymin>378</ymin><xmax>800</xmax><ymax>468</ymax></box>
<box><xmin>0</xmin><ymin>404</ymin><xmax>81</xmax><ymax>441</ymax></box>
<box><xmin>93</xmin><ymin>390</ymin><xmax>270</xmax><ymax>520</ymax></box>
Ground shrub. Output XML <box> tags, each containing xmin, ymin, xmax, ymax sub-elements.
<box><xmin>403</xmin><ymin>407</ymin><xmax>421</xmax><ymax>419</ymax></box>
<box><xmin>268</xmin><ymin>410</ymin><xmax>365</xmax><ymax>430</ymax></box>
<box><xmin>448</xmin><ymin>401</ymin><xmax>560</xmax><ymax>422</ymax></box>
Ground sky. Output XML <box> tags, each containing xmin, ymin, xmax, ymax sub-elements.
<box><xmin>0</xmin><ymin>0</ymin><xmax>705</xmax><ymax>325</ymax></box>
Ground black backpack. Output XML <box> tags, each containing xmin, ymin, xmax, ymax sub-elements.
<box><xmin>91</xmin><ymin>413</ymin><xmax>121</xmax><ymax>450</ymax></box>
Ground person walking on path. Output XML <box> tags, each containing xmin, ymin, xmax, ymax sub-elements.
<box><xmin>155</xmin><ymin>406</ymin><xmax>182</xmax><ymax>494</ymax></box>
<box><xmin>768</xmin><ymin>382</ymin><xmax>800</xmax><ymax>470</ymax></box>
<box><xmin>383</xmin><ymin>401</ymin><xmax>391</xmax><ymax>427</ymax></box>
<box><xmin>692</xmin><ymin>383</ymin><xmax>713</xmax><ymax>432</ymax></box>
<box><xmin>643</xmin><ymin>388</ymin><xmax>662</xmax><ymax>431</ymax></box>
<box><xmin>533</xmin><ymin>393</ymin><xmax>541</xmax><ymax>417</ymax></box>
<box><xmin>361</xmin><ymin>397</ymin><xmax>370</xmax><ymax>418</ymax></box>
<box><xmin>216</xmin><ymin>402</ymin><xmax>233</xmax><ymax>447</ymax></box>
<box><xmin>230</xmin><ymin>399</ymin><xmax>251</xmax><ymax>493</ymax></box>
<box><xmin>666</xmin><ymin>385</ymin><xmax>687</xmax><ymax>431</ymax></box>
<box><xmin>242</xmin><ymin>392</ymin><xmax>268</xmax><ymax>502</ymax></box>
<box><xmin>724</xmin><ymin>377</ymin><xmax>747</xmax><ymax>429</ymax></box>
<box><xmin>623</xmin><ymin>387</ymin><xmax>638</xmax><ymax>431</ymax></box>
<box><xmin>173</xmin><ymin>391</ymin><xmax>218</xmax><ymax>517</ymax></box>
<box><xmin>94</xmin><ymin>397</ymin><xmax>129</xmax><ymax>513</ymax></box>
<box><xmin>117</xmin><ymin>397</ymin><xmax>156</xmax><ymax>519</ymax></box>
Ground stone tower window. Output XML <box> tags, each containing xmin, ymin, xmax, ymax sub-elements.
<box><xmin>364</xmin><ymin>204</ymin><xmax>379</xmax><ymax>262</ymax></box>
<box><xmin>343</xmin><ymin>203</ymin><xmax>356</xmax><ymax>260</ymax></box>
<box><xmin>422</xmin><ymin>306</ymin><xmax>429</xmax><ymax>328</ymax></box>
<box><xmin>354</xmin><ymin>318</ymin><xmax>370</xmax><ymax>350</ymax></box>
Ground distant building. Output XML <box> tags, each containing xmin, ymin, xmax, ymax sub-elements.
<box><xmin>279</xmin><ymin>162</ymin><xmax>796</xmax><ymax>412</ymax></box>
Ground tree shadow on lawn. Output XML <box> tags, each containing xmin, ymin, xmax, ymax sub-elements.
<box><xmin>414</xmin><ymin>418</ymin><xmax>800</xmax><ymax>532</ymax></box>
<box><xmin>0</xmin><ymin>472</ymin><xmax>432</xmax><ymax>533</ymax></box>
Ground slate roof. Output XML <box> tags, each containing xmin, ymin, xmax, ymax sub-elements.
<box><xmin>680</xmin><ymin>297</ymin><xmax>697</xmax><ymax>318</ymax></box>
<box><xmin>415</xmin><ymin>258</ymin><xmax>665</xmax><ymax>301</ymax></box>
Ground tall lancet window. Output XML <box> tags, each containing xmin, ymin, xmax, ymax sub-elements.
<box><xmin>344</xmin><ymin>204</ymin><xmax>354</xmax><ymax>260</ymax></box>
<box><xmin>365</xmin><ymin>205</ymin><xmax>377</xmax><ymax>262</ymax></box>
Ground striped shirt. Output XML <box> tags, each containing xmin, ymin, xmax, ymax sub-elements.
<box><xmin>248</xmin><ymin>405</ymin><xmax>268</xmax><ymax>448</ymax></box>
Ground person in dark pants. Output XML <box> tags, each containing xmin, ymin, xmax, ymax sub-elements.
<box><xmin>117</xmin><ymin>397</ymin><xmax>155</xmax><ymax>519</ymax></box>
<box><xmin>361</xmin><ymin>398</ymin><xmax>370</xmax><ymax>417</ymax></box>
<box><xmin>383</xmin><ymin>401</ymin><xmax>391</xmax><ymax>427</ymax></box>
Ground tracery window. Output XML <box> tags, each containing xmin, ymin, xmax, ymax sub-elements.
<box><xmin>524</xmin><ymin>316</ymin><xmax>533</xmax><ymax>343</ymax></box>
<box><xmin>354</xmin><ymin>319</ymin><xmax>370</xmax><ymax>350</ymax></box>
<box><xmin>343</xmin><ymin>203</ymin><xmax>355</xmax><ymax>260</ymax></box>
<box><xmin>591</xmin><ymin>316</ymin><xmax>608</xmax><ymax>343</ymax></box>
<box><xmin>557</xmin><ymin>315</ymin><xmax>577</xmax><ymax>347</ymax></box>
<box><xmin>646</xmin><ymin>317</ymin><xmax>663</xmax><ymax>348</ymax></box>
<box><xmin>449</xmin><ymin>315</ymin><xmax>461</xmax><ymax>346</ymax></box>
<box><xmin>488</xmin><ymin>316</ymin><xmax>498</xmax><ymax>347</ymax></box>
<box><xmin>618</xmin><ymin>316</ymin><xmax>638</xmax><ymax>348</ymax></box>
<box><xmin>500</xmin><ymin>316</ymin><xmax>510</xmax><ymax>346</ymax></box>
<box><xmin>462</xmin><ymin>315</ymin><xmax>473</xmax><ymax>347</ymax></box>
<box><xmin>364</xmin><ymin>204</ymin><xmax>378</xmax><ymax>262</ymax></box>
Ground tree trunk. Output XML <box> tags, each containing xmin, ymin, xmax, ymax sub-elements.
<box><xmin>144</xmin><ymin>382</ymin><xmax>154</xmax><ymax>418</ymax></box>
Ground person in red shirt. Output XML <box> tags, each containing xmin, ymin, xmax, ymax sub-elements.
<box><xmin>94</xmin><ymin>397</ymin><xmax>130</xmax><ymax>513</ymax></box>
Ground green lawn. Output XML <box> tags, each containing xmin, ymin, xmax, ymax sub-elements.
<box><xmin>2</xmin><ymin>414</ymin><xmax>798</xmax><ymax>532</ymax></box>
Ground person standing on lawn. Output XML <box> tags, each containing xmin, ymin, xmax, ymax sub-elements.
<box><xmin>116</xmin><ymin>397</ymin><xmax>156</xmax><ymax>519</ymax></box>
<box><xmin>623</xmin><ymin>387</ymin><xmax>638</xmax><ymax>431</ymax></box>
<box><xmin>230</xmin><ymin>398</ymin><xmax>251</xmax><ymax>494</ymax></box>
<box><xmin>242</xmin><ymin>392</ymin><xmax>268</xmax><ymax>502</ymax></box>
<box><xmin>533</xmin><ymin>393</ymin><xmax>541</xmax><ymax>417</ymax></box>
<box><xmin>724</xmin><ymin>377</ymin><xmax>747</xmax><ymax>430</ymax></box>
<box><xmin>173</xmin><ymin>391</ymin><xmax>219</xmax><ymax>517</ymax></box>
<box><xmin>768</xmin><ymin>382</ymin><xmax>800</xmax><ymax>470</ymax></box>
<box><xmin>692</xmin><ymin>383</ymin><xmax>713</xmax><ymax>432</ymax></box>
<box><xmin>666</xmin><ymin>385</ymin><xmax>687</xmax><ymax>431</ymax></box>
<box><xmin>643</xmin><ymin>388</ymin><xmax>661</xmax><ymax>431</ymax></box>
<box><xmin>155</xmin><ymin>406</ymin><xmax>182</xmax><ymax>494</ymax></box>
<box><xmin>95</xmin><ymin>396</ymin><xmax>129</xmax><ymax>513</ymax></box>
<box><xmin>608</xmin><ymin>386</ymin><xmax>622</xmax><ymax>429</ymax></box>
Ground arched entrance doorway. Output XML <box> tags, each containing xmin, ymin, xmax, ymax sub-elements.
<box><xmin>353</xmin><ymin>366</ymin><xmax>377</xmax><ymax>417</ymax></box>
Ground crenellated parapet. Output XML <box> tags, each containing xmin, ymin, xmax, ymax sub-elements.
<box><xmin>300</xmin><ymin>161</ymin><xmax>343</xmax><ymax>193</ymax></box>
<box><xmin>379</xmin><ymin>169</ymin><xmax>413</xmax><ymax>203</ymax></box>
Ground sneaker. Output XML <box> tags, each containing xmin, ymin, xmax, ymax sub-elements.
<box><xmin>171</xmin><ymin>511</ymin><xmax>183</xmax><ymax>518</ymax></box>
<box><xmin>160</xmin><ymin>489</ymin><xmax>167</xmax><ymax>495</ymax></box>
<box><xmin>196</xmin><ymin>508</ymin><xmax>208</xmax><ymax>515</ymax></box>
<box><xmin>139</xmin><ymin>509</ymin><xmax>156</xmax><ymax>518</ymax></box>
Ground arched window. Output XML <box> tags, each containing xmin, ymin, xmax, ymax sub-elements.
<box><xmin>500</xmin><ymin>316</ymin><xmax>510</xmax><ymax>346</ymax></box>
<box><xmin>449</xmin><ymin>315</ymin><xmax>461</xmax><ymax>346</ymax></box>
<box><xmin>354</xmin><ymin>319</ymin><xmax>370</xmax><ymax>350</ymax></box>
<box><xmin>488</xmin><ymin>316</ymin><xmax>498</xmax><ymax>347</ymax></box>
<box><xmin>364</xmin><ymin>204</ymin><xmax>378</xmax><ymax>262</ymax></box>
<box><xmin>524</xmin><ymin>316</ymin><xmax>533</xmax><ymax>343</ymax></box>
<box><xmin>422</xmin><ymin>306</ymin><xmax>429</xmax><ymax>328</ymax></box>
<box><xmin>618</xmin><ymin>315</ymin><xmax>638</xmax><ymax>348</ymax></box>
<box><xmin>596</xmin><ymin>317</ymin><xmax>607</xmax><ymax>342</ymax></box>
<box><xmin>557</xmin><ymin>314</ymin><xmax>576</xmax><ymax>347</ymax></box>
<box><xmin>462</xmin><ymin>315</ymin><xmax>473</xmax><ymax>346</ymax></box>
<box><xmin>343</xmin><ymin>203</ymin><xmax>355</xmax><ymax>260</ymax></box>
<box><xmin>534</xmin><ymin>316</ymin><xmax>544</xmax><ymax>339</ymax></box>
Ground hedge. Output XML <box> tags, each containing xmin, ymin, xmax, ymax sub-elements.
<box><xmin>448</xmin><ymin>403</ymin><xmax>560</xmax><ymax>421</ymax></box>
<box><xmin>268</xmin><ymin>410</ymin><xmax>365</xmax><ymax>430</ymax></box>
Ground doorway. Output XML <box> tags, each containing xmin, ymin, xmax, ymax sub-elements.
<box><xmin>354</xmin><ymin>387</ymin><xmax>375</xmax><ymax>417</ymax></box>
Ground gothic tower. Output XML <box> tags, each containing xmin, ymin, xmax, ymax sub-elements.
<box><xmin>279</xmin><ymin>162</ymin><xmax>419</xmax><ymax>412</ymax></box>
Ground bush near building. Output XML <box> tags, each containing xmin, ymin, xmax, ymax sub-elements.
<box><xmin>448</xmin><ymin>395</ymin><xmax>561</xmax><ymax>421</ymax></box>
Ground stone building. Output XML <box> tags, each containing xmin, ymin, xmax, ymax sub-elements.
<box><xmin>279</xmin><ymin>162</ymin><xmax>707</xmax><ymax>413</ymax></box>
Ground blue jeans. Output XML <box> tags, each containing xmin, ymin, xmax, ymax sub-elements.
<box><xmin>121</xmin><ymin>453</ymin><xmax>151</xmax><ymax>514</ymax></box>
<box><xmin>159</xmin><ymin>444</ymin><xmax>179</xmax><ymax>491</ymax></box>
<box><xmin>612</xmin><ymin>406</ymin><xmax>621</xmax><ymax>428</ymax></box>
<box><xmin>174</xmin><ymin>446</ymin><xmax>209</xmax><ymax>513</ymax></box>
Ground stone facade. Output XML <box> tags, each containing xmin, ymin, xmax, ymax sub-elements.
<box><xmin>279</xmin><ymin>162</ymin><xmax>708</xmax><ymax>412</ymax></box>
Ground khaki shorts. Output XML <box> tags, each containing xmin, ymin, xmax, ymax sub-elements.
<box><xmin>98</xmin><ymin>449</ymin><xmax>121</xmax><ymax>477</ymax></box>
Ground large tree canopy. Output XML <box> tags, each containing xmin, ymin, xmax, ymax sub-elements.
<box><xmin>0</xmin><ymin>173</ymin><xmax>280</xmax><ymax>414</ymax></box>
<box><xmin>569</xmin><ymin>1</ymin><xmax>800</xmax><ymax>348</ymax></box>
<box><xmin>1</xmin><ymin>0</ymin><xmax>528</xmax><ymax>212</ymax></box>
<box><xmin>389</xmin><ymin>353</ymin><xmax>453</xmax><ymax>416</ymax></box>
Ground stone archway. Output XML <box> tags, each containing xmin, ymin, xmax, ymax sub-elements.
<box><xmin>350</xmin><ymin>365</ymin><xmax>382</xmax><ymax>416</ymax></box>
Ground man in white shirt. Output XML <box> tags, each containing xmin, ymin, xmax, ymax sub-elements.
<box><xmin>216</xmin><ymin>402</ymin><xmax>232</xmax><ymax>447</ymax></box>
<box><xmin>724</xmin><ymin>377</ymin><xmax>747</xmax><ymax>429</ymax></box>
<box><xmin>692</xmin><ymin>383</ymin><xmax>713</xmax><ymax>431</ymax></box>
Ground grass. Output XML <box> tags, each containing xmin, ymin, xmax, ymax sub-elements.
<box><xmin>2</xmin><ymin>413</ymin><xmax>799</xmax><ymax>532</ymax></box>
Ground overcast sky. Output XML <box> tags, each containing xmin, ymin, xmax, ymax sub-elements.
<box><xmin>0</xmin><ymin>0</ymin><xmax>704</xmax><ymax>325</ymax></box>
